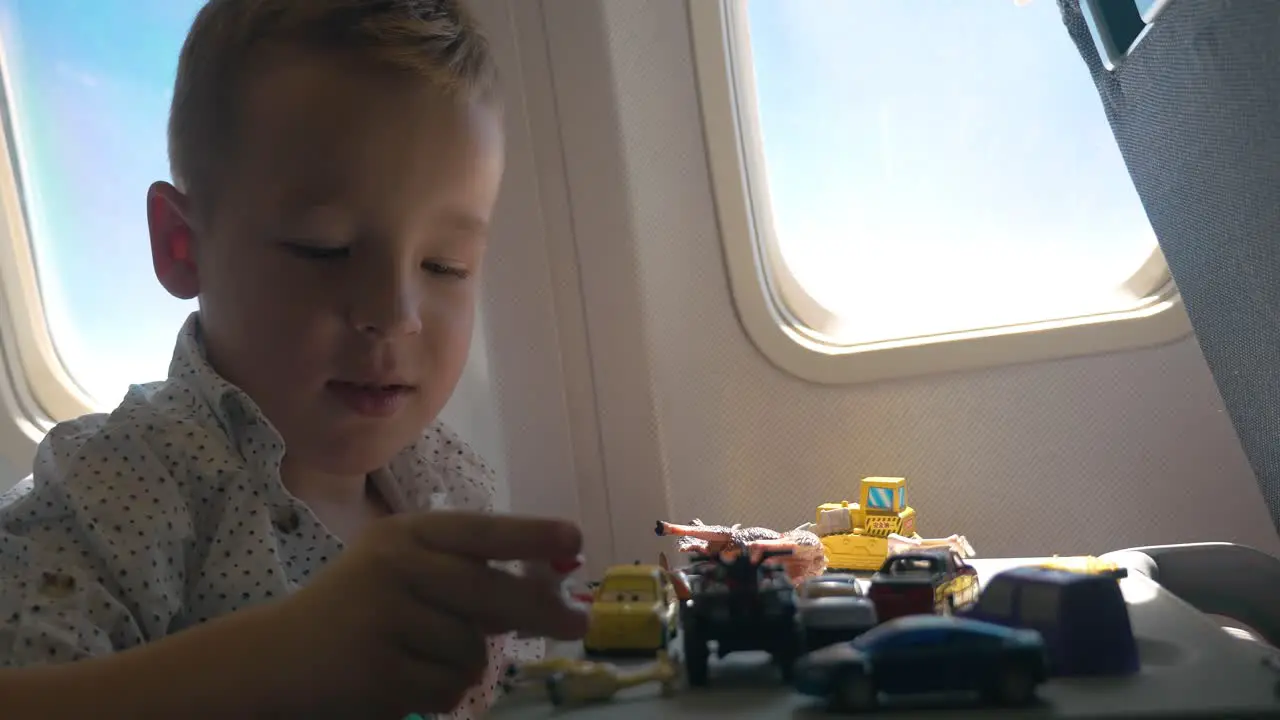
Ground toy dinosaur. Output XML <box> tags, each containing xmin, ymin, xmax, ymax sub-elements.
<box><xmin>655</xmin><ymin>518</ymin><xmax>827</xmax><ymax>581</ymax></box>
<box><xmin>886</xmin><ymin>532</ymin><xmax>976</xmax><ymax>559</ymax></box>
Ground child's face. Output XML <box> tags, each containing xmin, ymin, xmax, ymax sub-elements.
<box><xmin>149</xmin><ymin>48</ymin><xmax>505</xmax><ymax>477</ymax></box>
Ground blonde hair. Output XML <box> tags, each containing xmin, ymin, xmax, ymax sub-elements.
<box><xmin>168</xmin><ymin>0</ymin><xmax>499</xmax><ymax>217</ymax></box>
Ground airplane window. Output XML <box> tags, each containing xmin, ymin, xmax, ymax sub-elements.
<box><xmin>731</xmin><ymin>0</ymin><xmax>1164</xmax><ymax>345</ymax></box>
<box><xmin>1132</xmin><ymin>0</ymin><xmax>1160</xmax><ymax>15</ymax></box>
<box><xmin>0</xmin><ymin>1</ymin><xmax>203</xmax><ymax>410</ymax></box>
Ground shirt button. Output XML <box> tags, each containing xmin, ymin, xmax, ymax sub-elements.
<box><xmin>272</xmin><ymin>506</ymin><xmax>301</xmax><ymax>534</ymax></box>
<box><xmin>38</xmin><ymin>571</ymin><xmax>77</xmax><ymax>599</ymax></box>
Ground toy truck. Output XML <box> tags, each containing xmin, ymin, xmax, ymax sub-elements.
<box><xmin>814</xmin><ymin>477</ymin><xmax>922</xmax><ymax>572</ymax></box>
<box><xmin>867</xmin><ymin>547</ymin><xmax>980</xmax><ymax>621</ymax></box>
<box><xmin>678</xmin><ymin>549</ymin><xmax>801</xmax><ymax>687</ymax></box>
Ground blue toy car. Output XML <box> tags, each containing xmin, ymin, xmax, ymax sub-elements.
<box><xmin>793</xmin><ymin>614</ymin><xmax>1049</xmax><ymax>712</ymax></box>
<box><xmin>959</xmin><ymin>565</ymin><xmax>1139</xmax><ymax>677</ymax></box>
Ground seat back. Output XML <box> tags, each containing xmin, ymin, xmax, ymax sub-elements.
<box><xmin>1058</xmin><ymin>0</ymin><xmax>1280</xmax><ymax>533</ymax></box>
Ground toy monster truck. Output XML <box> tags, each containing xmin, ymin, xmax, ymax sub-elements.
<box><xmin>677</xmin><ymin>548</ymin><xmax>801</xmax><ymax>687</ymax></box>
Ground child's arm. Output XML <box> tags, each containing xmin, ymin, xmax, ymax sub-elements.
<box><xmin>1</xmin><ymin>421</ymin><xmax>195</xmax><ymax>665</ymax></box>
<box><xmin>2</xmin><ymin>600</ymin><xmax>302</xmax><ymax>720</ymax></box>
<box><xmin>5</xmin><ymin>514</ymin><xmax>589</xmax><ymax>720</ymax></box>
<box><xmin>0</xmin><ymin>441</ymin><xmax>287</xmax><ymax>718</ymax></box>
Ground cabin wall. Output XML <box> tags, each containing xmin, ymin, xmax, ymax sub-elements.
<box><xmin>472</xmin><ymin>0</ymin><xmax>1279</xmax><ymax>574</ymax></box>
<box><xmin>0</xmin><ymin>1</ymin><xmax>1273</xmax><ymax>581</ymax></box>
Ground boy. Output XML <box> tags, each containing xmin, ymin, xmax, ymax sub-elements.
<box><xmin>0</xmin><ymin>0</ymin><xmax>588</xmax><ymax>717</ymax></box>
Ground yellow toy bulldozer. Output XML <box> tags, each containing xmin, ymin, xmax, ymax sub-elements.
<box><xmin>813</xmin><ymin>477</ymin><xmax>922</xmax><ymax>572</ymax></box>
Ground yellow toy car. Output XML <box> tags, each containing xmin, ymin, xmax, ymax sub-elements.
<box><xmin>583</xmin><ymin>563</ymin><xmax>680</xmax><ymax>654</ymax></box>
<box><xmin>1035</xmin><ymin>555</ymin><xmax>1127</xmax><ymax>578</ymax></box>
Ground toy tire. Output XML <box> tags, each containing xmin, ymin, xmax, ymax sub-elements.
<box><xmin>774</xmin><ymin>649</ymin><xmax>797</xmax><ymax>682</ymax></box>
<box><xmin>545</xmin><ymin>673</ymin><xmax>567</xmax><ymax>707</ymax></box>
<box><xmin>831</xmin><ymin>670</ymin><xmax>877</xmax><ymax>712</ymax></box>
<box><xmin>684</xmin><ymin>638</ymin><xmax>709</xmax><ymax>687</ymax></box>
<box><xmin>990</xmin><ymin>665</ymin><xmax>1036</xmax><ymax>706</ymax></box>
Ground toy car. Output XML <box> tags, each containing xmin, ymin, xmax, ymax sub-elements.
<box><xmin>793</xmin><ymin>614</ymin><xmax>1050</xmax><ymax>712</ymax></box>
<box><xmin>795</xmin><ymin>573</ymin><xmax>878</xmax><ymax>652</ymax></box>
<box><xmin>679</xmin><ymin>548</ymin><xmax>802</xmax><ymax>686</ymax></box>
<box><xmin>867</xmin><ymin>547</ymin><xmax>978</xmax><ymax>621</ymax></box>
<box><xmin>960</xmin><ymin>565</ymin><xmax>1139</xmax><ymax>677</ymax></box>
<box><xmin>1034</xmin><ymin>554</ymin><xmax>1127</xmax><ymax>578</ymax></box>
<box><xmin>582</xmin><ymin>563</ymin><xmax>680</xmax><ymax>654</ymax></box>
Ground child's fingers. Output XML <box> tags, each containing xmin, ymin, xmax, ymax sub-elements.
<box><xmin>398</xmin><ymin>511</ymin><xmax>582</xmax><ymax>562</ymax></box>
<box><xmin>390</xmin><ymin>597</ymin><xmax>490</xmax><ymax>681</ymax></box>
<box><xmin>405</xmin><ymin>552</ymin><xmax>589</xmax><ymax>640</ymax></box>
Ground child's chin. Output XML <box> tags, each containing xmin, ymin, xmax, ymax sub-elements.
<box><xmin>299</xmin><ymin>428</ymin><xmax>412</xmax><ymax>475</ymax></box>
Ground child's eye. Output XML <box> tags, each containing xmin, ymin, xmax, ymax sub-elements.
<box><xmin>280</xmin><ymin>241</ymin><xmax>349</xmax><ymax>260</ymax></box>
<box><xmin>423</xmin><ymin>261</ymin><xmax>471</xmax><ymax>279</ymax></box>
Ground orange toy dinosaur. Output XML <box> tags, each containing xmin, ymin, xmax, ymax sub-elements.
<box><xmin>655</xmin><ymin>518</ymin><xmax>827</xmax><ymax>582</ymax></box>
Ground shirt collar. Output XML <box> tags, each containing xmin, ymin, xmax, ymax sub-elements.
<box><xmin>167</xmin><ymin>312</ymin><xmax>281</xmax><ymax>467</ymax></box>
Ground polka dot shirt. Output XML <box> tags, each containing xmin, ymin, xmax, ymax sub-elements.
<box><xmin>0</xmin><ymin>312</ymin><xmax>542</xmax><ymax>718</ymax></box>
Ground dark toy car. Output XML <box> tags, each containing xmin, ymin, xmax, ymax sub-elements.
<box><xmin>793</xmin><ymin>614</ymin><xmax>1049</xmax><ymax>712</ymax></box>
<box><xmin>795</xmin><ymin>573</ymin><xmax>878</xmax><ymax>652</ymax></box>
<box><xmin>677</xmin><ymin>549</ymin><xmax>802</xmax><ymax>686</ymax></box>
<box><xmin>867</xmin><ymin>548</ymin><xmax>979</xmax><ymax>621</ymax></box>
<box><xmin>960</xmin><ymin>565</ymin><xmax>1139</xmax><ymax>677</ymax></box>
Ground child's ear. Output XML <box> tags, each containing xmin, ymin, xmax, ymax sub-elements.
<box><xmin>146</xmin><ymin>181</ymin><xmax>199</xmax><ymax>300</ymax></box>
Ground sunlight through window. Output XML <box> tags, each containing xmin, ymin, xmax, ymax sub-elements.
<box><xmin>737</xmin><ymin>0</ymin><xmax>1162</xmax><ymax>344</ymax></box>
<box><xmin>0</xmin><ymin>0</ymin><xmax>203</xmax><ymax>408</ymax></box>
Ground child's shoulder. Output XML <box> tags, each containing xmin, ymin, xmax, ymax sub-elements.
<box><xmin>0</xmin><ymin>377</ymin><xmax>226</xmax><ymax>582</ymax></box>
<box><xmin>25</xmin><ymin>376</ymin><xmax>240</xmax><ymax>505</ymax></box>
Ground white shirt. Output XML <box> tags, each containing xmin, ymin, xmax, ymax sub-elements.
<box><xmin>0</xmin><ymin>312</ymin><xmax>539</xmax><ymax>718</ymax></box>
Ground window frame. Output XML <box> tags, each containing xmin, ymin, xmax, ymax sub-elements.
<box><xmin>0</xmin><ymin>44</ymin><xmax>98</xmax><ymax>439</ymax></box>
<box><xmin>687</xmin><ymin>0</ymin><xmax>1191</xmax><ymax>386</ymax></box>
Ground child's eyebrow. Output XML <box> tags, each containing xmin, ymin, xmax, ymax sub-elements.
<box><xmin>432</xmin><ymin>208</ymin><xmax>489</xmax><ymax>238</ymax></box>
<box><xmin>273</xmin><ymin>200</ymin><xmax>351</xmax><ymax>228</ymax></box>
<box><xmin>268</xmin><ymin>194</ymin><xmax>488</xmax><ymax>238</ymax></box>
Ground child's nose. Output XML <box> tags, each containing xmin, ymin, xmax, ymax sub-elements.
<box><xmin>347</xmin><ymin>272</ymin><xmax>423</xmax><ymax>337</ymax></box>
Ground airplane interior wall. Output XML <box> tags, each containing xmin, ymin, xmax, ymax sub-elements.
<box><xmin>0</xmin><ymin>0</ymin><xmax>1276</xmax><ymax>583</ymax></box>
<box><xmin>469</xmin><ymin>0</ymin><xmax>1280</xmax><ymax>577</ymax></box>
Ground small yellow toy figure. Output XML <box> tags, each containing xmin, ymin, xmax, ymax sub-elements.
<box><xmin>542</xmin><ymin>651</ymin><xmax>681</xmax><ymax>707</ymax></box>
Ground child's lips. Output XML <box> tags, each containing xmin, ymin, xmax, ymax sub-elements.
<box><xmin>326</xmin><ymin>380</ymin><xmax>416</xmax><ymax>418</ymax></box>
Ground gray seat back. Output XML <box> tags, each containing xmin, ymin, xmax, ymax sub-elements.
<box><xmin>1059</xmin><ymin>0</ymin><xmax>1280</xmax><ymax>533</ymax></box>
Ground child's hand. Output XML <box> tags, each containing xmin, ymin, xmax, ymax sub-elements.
<box><xmin>269</xmin><ymin>511</ymin><xmax>589</xmax><ymax>717</ymax></box>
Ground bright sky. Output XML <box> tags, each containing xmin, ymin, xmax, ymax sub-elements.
<box><xmin>0</xmin><ymin>0</ymin><xmax>202</xmax><ymax>407</ymax></box>
<box><xmin>0</xmin><ymin>0</ymin><xmax>1154</xmax><ymax>407</ymax></box>
<box><xmin>746</xmin><ymin>0</ymin><xmax>1155</xmax><ymax>340</ymax></box>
